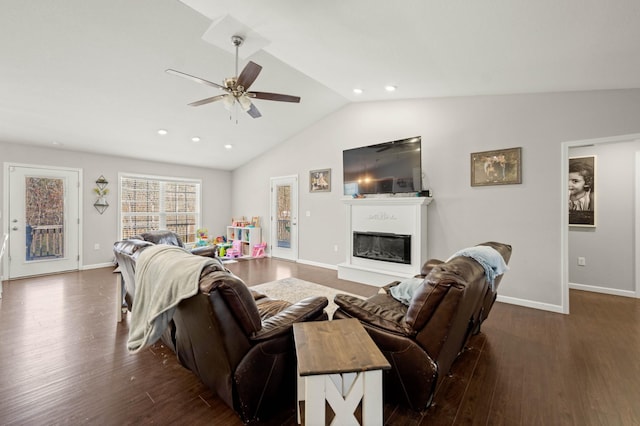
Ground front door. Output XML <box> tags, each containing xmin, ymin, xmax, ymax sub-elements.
<box><xmin>6</xmin><ymin>165</ymin><xmax>81</xmax><ymax>278</ymax></box>
<box><xmin>270</xmin><ymin>175</ymin><xmax>298</xmax><ymax>261</ymax></box>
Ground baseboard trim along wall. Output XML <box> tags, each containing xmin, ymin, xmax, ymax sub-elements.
<box><xmin>297</xmin><ymin>259</ymin><xmax>338</xmax><ymax>270</ymax></box>
<box><xmin>82</xmin><ymin>262</ymin><xmax>115</xmax><ymax>271</ymax></box>
<box><xmin>496</xmin><ymin>295</ymin><xmax>565</xmax><ymax>314</ymax></box>
<box><xmin>569</xmin><ymin>282</ymin><xmax>637</xmax><ymax>298</ymax></box>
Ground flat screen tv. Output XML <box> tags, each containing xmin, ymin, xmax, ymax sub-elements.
<box><xmin>343</xmin><ymin>136</ymin><xmax>422</xmax><ymax>196</ymax></box>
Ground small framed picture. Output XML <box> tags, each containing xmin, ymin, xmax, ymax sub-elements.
<box><xmin>310</xmin><ymin>168</ymin><xmax>331</xmax><ymax>193</ymax></box>
<box><xmin>569</xmin><ymin>155</ymin><xmax>596</xmax><ymax>227</ymax></box>
<box><xmin>471</xmin><ymin>147</ymin><xmax>522</xmax><ymax>186</ymax></box>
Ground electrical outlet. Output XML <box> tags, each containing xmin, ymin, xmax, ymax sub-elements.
<box><xmin>94</xmin><ymin>243</ymin><xmax>100</xmax><ymax>250</ymax></box>
<box><xmin>577</xmin><ymin>257</ymin><xmax>586</xmax><ymax>266</ymax></box>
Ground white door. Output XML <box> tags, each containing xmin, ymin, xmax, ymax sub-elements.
<box><xmin>6</xmin><ymin>165</ymin><xmax>81</xmax><ymax>278</ymax></box>
<box><xmin>270</xmin><ymin>175</ymin><xmax>298</xmax><ymax>261</ymax></box>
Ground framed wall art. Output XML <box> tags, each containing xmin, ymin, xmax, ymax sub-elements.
<box><xmin>569</xmin><ymin>155</ymin><xmax>596</xmax><ymax>227</ymax></box>
<box><xmin>310</xmin><ymin>168</ymin><xmax>331</xmax><ymax>193</ymax></box>
<box><xmin>471</xmin><ymin>147</ymin><xmax>522</xmax><ymax>186</ymax></box>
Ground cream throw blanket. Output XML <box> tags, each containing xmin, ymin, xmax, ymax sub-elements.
<box><xmin>127</xmin><ymin>245</ymin><xmax>218</xmax><ymax>353</ymax></box>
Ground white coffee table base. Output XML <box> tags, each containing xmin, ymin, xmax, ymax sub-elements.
<box><xmin>298</xmin><ymin>369</ymin><xmax>383</xmax><ymax>425</ymax></box>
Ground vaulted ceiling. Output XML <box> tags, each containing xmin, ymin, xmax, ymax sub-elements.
<box><xmin>2</xmin><ymin>0</ymin><xmax>640</xmax><ymax>169</ymax></box>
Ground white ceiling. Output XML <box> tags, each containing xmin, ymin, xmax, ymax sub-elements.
<box><xmin>2</xmin><ymin>0</ymin><xmax>640</xmax><ymax>170</ymax></box>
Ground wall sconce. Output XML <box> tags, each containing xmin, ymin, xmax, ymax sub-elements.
<box><xmin>93</xmin><ymin>175</ymin><xmax>109</xmax><ymax>214</ymax></box>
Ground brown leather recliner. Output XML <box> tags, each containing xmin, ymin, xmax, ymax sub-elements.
<box><xmin>412</xmin><ymin>241</ymin><xmax>511</xmax><ymax>335</ymax></box>
<box><xmin>114</xmin><ymin>241</ymin><xmax>329</xmax><ymax>424</ymax></box>
<box><xmin>172</xmin><ymin>267</ymin><xmax>328</xmax><ymax>424</ymax></box>
<box><xmin>333</xmin><ymin>242</ymin><xmax>511</xmax><ymax>411</ymax></box>
<box><xmin>113</xmin><ymin>231</ymin><xmax>221</xmax><ymax>352</ymax></box>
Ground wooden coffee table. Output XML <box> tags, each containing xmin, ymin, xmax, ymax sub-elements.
<box><xmin>293</xmin><ymin>318</ymin><xmax>391</xmax><ymax>425</ymax></box>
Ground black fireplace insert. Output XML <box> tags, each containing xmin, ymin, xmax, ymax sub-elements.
<box><xmin>353</xmin><ymin>231</ymin><xmax>411</xmax><ymax>264</ymax></box>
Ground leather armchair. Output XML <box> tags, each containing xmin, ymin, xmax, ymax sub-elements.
<box><xmin>114</xmin><ymin>239</ymin><xmax>329</xmax><ymax>423</ymax></box>
<box><xmin>113</xmin><ymin>230</ymin><xmax>217</xmax><ymax>352</ymax></box>
<box><xmin>333</xmin><ymin>242</ymin><xmax>511</xmax><ymax>411</ymax></box>
<box><xmin>171</xmin><ymin>264</ymin><xmax>329</xmax><ymax>424</ymax></box>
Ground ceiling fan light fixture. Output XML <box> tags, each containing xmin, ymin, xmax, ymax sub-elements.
<box><xmin>238</xmin><ymin>94</ymin><xmax>252</xmax><ymax>111</ymax></box>
<box><xmin>222</xmin><ymin>94</ymin><xmax>235</xmax><ymax>111</ymax></box>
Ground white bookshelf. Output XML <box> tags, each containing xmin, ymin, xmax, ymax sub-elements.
<box><xmin>226</xmin><ymin>226</ymin><xmax>261</xmax><ymax>257</ymax></box>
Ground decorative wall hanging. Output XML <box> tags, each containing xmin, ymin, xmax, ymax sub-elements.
<box><xmin>471</xmin><ymin>147</ymin><xmax>522</xmax><ymax>186</ymax></box>
<box><xmin>310</xmin><ymin>168</ymin><xmax>331</xmax><ymax>193</ymax></box>
<box><xmin>93</xmin><ymin>175</ymin><xmax>109</xmax><ymax>214</ymax></box>
<box><xmin>569</xmin><ymin>155</ymin><xmax>596</xmax><ymax>227</ymax></box>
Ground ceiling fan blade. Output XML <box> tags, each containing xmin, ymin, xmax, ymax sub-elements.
<box><xmin>237</xmin><ymin>61</ymin><xmax>262</xmax><ymax>90</ymax></box>
<box><xmin>165</xmin><ymin>69</ymin><xmax>226</xmax><ymax>91</ymax></box>
<box><xmin>246</xmin><ymin>103</ymin><xmax>262</xmax><ymax>118</ymax></box>
<box><xmin>250</xmin><ymin>91</ymin><xmax>301</xmax><ymax>103</ymax></box>
<box><xmin>188</xmin><ymin>94</ymin><xmax>227</xmax><ymax>107</ymax></box>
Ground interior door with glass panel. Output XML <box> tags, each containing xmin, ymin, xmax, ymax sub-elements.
<box><xmin>7</xmin><ymin>165</ymin><xmax>80</xmax><ymax>279</ymax></box>
<box><xmin>270</xmin><ymin>176</ymin><xmax>298</xmax><ymax>261</ymax></box>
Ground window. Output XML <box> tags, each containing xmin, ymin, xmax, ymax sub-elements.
<box><xmin>119</xmin><ymin>174</ymin><xmax>201</xmax><ymax>244</ymax></box>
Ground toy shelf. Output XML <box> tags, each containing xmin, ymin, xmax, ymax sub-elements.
<box><xmin>226</xmin><ymin>226</ymin><xmax>261</xmax><ymax>257</ymax></box>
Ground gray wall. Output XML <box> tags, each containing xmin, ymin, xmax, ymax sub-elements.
<box><xmin>1</xmin><ymin>141</ymin><xmax>232</xmax><ymax>267</ymax></box>
<box><xmin>569</xmin><ymin>140</ymin><xmax>640</xmax><ymax>294</ymax></box>
<box><xmin>231</xmin><ymin>89</ymin><xmax>640</xmax><ymax>311</ymax></box>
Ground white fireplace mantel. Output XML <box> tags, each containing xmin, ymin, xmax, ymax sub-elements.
<box><xmin>338</xmin><ymin>196</ymin><xmax>432</xmax><ymax>286</ymax></box>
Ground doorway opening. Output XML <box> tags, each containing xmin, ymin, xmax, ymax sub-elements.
<box><xmin>561</xmin><ymin>133</ymin><xmax>640</xmax><ymax>313</ymax></box>
<box><xmin>270</xmin><ymin>175</ymin><xmax>298</xmax><ymax>261</ymax></box>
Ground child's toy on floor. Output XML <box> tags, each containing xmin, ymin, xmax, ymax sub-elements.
<box><xmin>196</xmin><ymin>228</ymin><xmax>209</xmax><ymax>247</ymax></box>
<box><xmin>225</xmin><ymin>240</ymin><xmax>243</xmax><ymax>258</ymax></box>
<box><xmin>252</xmin><ymin>242</ymin><xmax>266</xmax><ymax>258</ymax></box>
<box><xmin>217</xmin><ymin>242</ymin><xmax>231</xmax><ymax>257</ymax></box>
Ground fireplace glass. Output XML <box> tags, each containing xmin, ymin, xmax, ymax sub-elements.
<box><xmin>353</xmin><ymin>231</ymin><xmax>411</xmax><ymax>264</ymax></box>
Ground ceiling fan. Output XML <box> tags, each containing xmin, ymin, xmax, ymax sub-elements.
<box><xmin>166</xmin><ymin>35</ymin><xmax>301</xmax><ymax>119</ymax></box>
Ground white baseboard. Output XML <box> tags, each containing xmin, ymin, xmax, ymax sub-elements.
<box><xmin>569</xmin><ymin>282</ymin><xmax>637</xmax><ymax>298</ymax></box>
<box><xmin>296</xmin><ymin>259</ymin><xmax>338</xmax><ymax>271</ymax></box>
<box><xmin>496</xmin><ymin>294</ymin><xmax>566</xmax><ymax>314</ymax></box>
<box><xmin>82</xmin><ymin>262</ymin><xmax>115</xmax><ymax>271</ymax></box>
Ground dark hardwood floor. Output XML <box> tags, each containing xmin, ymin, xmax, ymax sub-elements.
<box><xmin>0</xmin><ymin>258</ymin><xmax>638</xmax><ymax>425</ymax></box>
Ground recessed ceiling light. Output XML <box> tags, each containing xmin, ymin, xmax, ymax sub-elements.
<box><xmin>191</xmin><ymin>136</ymin><xmax>201</xmax><ymax>142</ymax></box>
<box><xmin>385</xmin><ymin>85</ymin><xmax>397</xmax><ymax>92</ymax></box>
<box><xmin>353</xmin><ymin>88</ymin><xmax>363</xmax><ymax>94</ymax></box>
<box><xmin>157</xmin><ymin>129</ymin><xmax>168</xmax><ymax>135</ymax></box>
<box><xmin>224</xmin><ymin>144</ymin><xmax>233</xmax><ymax>150</ymax></box>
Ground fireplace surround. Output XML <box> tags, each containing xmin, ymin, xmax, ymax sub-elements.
<box><xmin>338</xmin><ymin>196</ymin><xmax>432</xmax><ymax>286</ymax></box>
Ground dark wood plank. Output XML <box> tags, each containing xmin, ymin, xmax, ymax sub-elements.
<box><xmin>294</xmin><ymin>318</ymin><xmax>390</xmax><ymax>375</ymax></box>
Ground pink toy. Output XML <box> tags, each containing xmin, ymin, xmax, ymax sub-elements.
<box><xmin>225</xmin><ymin>239</ymin><xmax>243</xmax><ymax>258</ymax></box>
<box><xmin>252</xmin><ymin>242</ymin><xmax>266</xmax><ymax>258</ymax></box>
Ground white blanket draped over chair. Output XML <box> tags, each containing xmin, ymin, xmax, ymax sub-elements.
<box><xmin>127</xmin><ymin>244</ymin><xmax>219</xmax><ymax>353</ymax></box>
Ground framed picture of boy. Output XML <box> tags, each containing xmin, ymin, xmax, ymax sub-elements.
<box><xmin>569</xmin><ymin>156</ymin><xmax>596</xmax><ymax>227</ymax></box>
